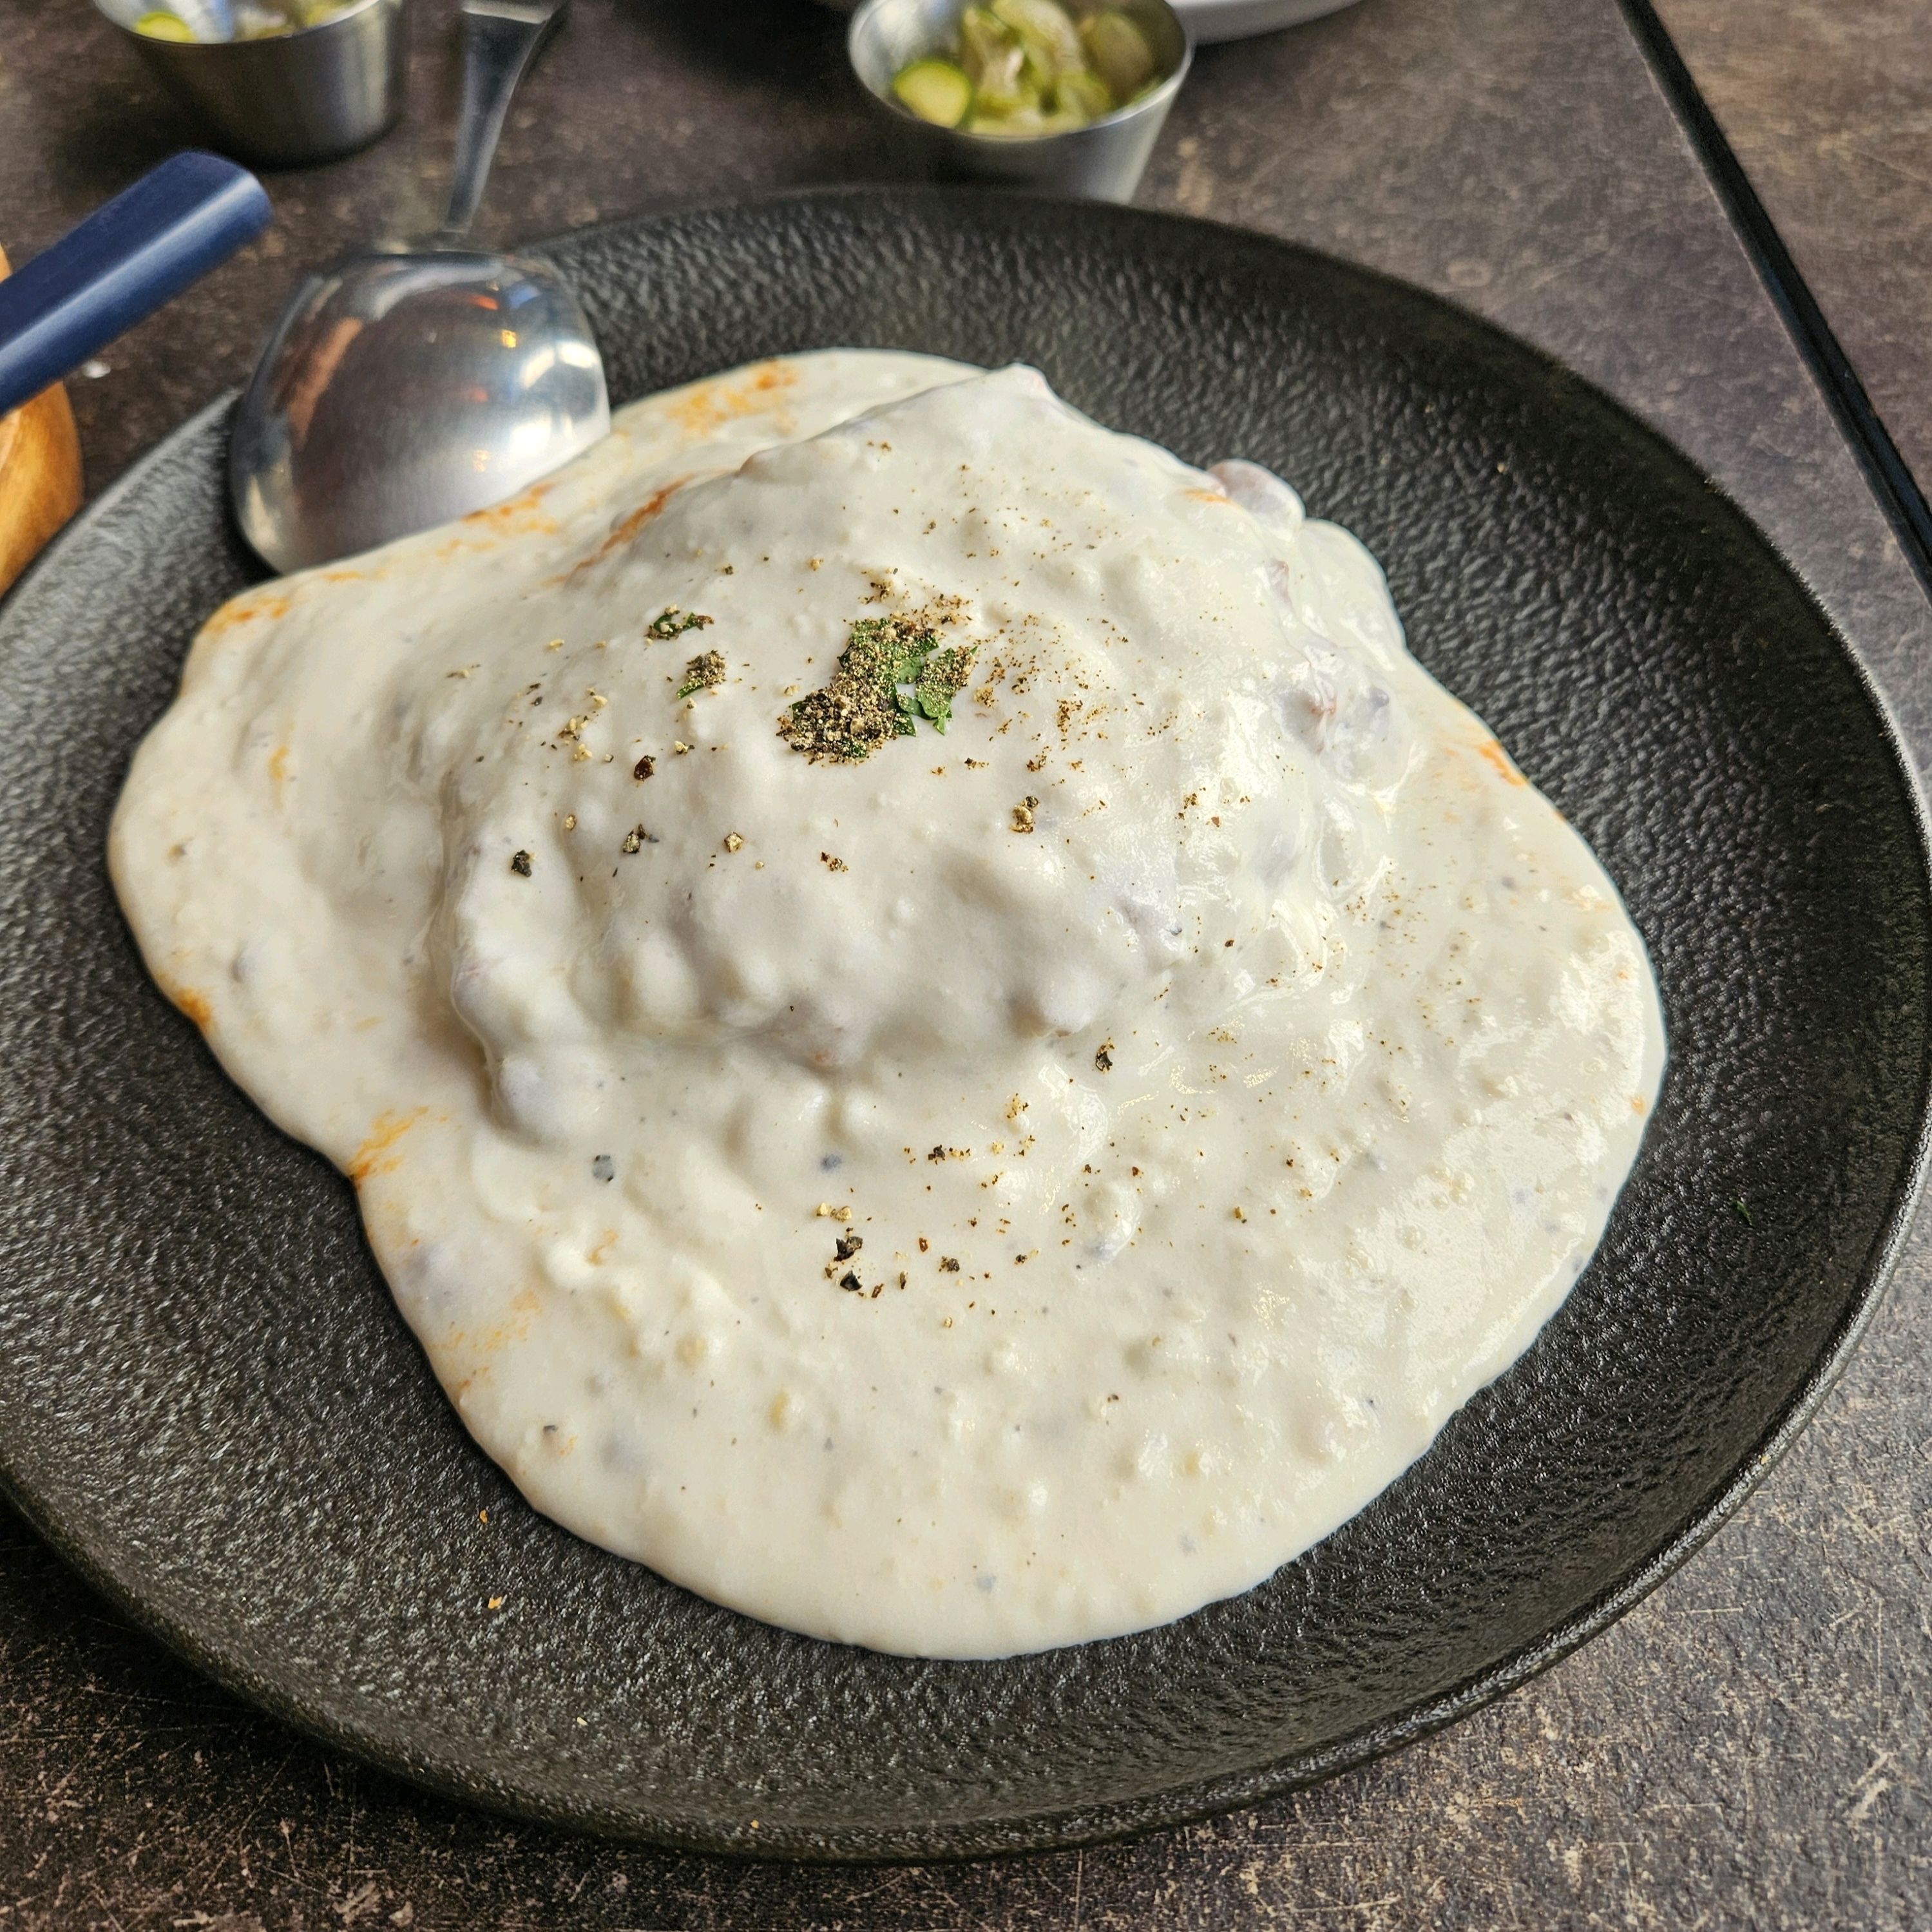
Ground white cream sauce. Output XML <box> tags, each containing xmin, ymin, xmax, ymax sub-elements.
<box><xmin>111</xmin><ymin>352</ymin><xmax>1665</xmax><ymax>1656</ymax></box>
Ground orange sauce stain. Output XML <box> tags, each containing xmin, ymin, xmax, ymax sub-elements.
<box><xmin>268</xmin><ymin>743</ymin><xmax>289</xmax><ymax>804</ymax></box>
<box><xmin>588</xmin><ymin>1229</ymin><xmax>618</xmax><ymax>1265</ymax></box>
<box><xmin>1632</xmin><ymin>1096</ymin><xmax>1648</xmax><ymax>1114</ymax></box>
<box><xmin>202</xmin><ymin>591</ymin><xmax>291</xmax><ymax>639</ymax></box>
<box><xmin>349</xmin><ymin>1105</ymin><xmax>429</xmax><ymax>1183</ymax></box>
<box><xmin>321</xmin><ymin>568</ymin><xmax>367</xmax><ymax>584</ymax></box>
<box><xmin>670</xmin><ymin>358</ymin><xmax>798</xmax><ymax>439</ymax></box>
<box><xmin>473</xmin><ymin>1296</ymin><xmax>539</xmax><ymax>1357</ymax></box>
<box><xmin>1475</xmin><ymin>738</ymin><xmax>1529</xmax><ymax>787</ymax></box>
<box><xmin>551</xmin><ymin>475</ymin><xmax>693</xmax><ymax>584</ymax></box>
<box><xmin>461</xmin><ymin>479</ymin><xmax>559</xmax><ymax>535</ymax></box>
<box><xmin>1183</xmin><ymin>487</ymin><xmax>1232</xmax><ymax>506</ymax></box>
<box><xmin>171</xmin><ymin>987</ymin><xmax>213</xmax><ymax>1028</ymax></box>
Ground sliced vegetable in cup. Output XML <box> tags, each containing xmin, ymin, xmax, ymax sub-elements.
<box><xmin>128</xmin><ymin>0</ymin><xmax>359</xmax><ymax>41</ymax></box>
<box><xmin>891</xmin><ymin>1</ymin><xmax>1163</xmax><ymax>137</ymax></box>
<box><xmin>893</xmin><ymin>56</ymin><xmax>975</xmax><ymax>128</ymax></box>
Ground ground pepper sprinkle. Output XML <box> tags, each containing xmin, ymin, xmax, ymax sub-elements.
<box><xmin>780</xmin><ymin>615</ymin><xmax>975</xmax><ymax>763</ymax></box>
<box><xmin>676</xmin><ymin>650</ymin><xmax>727</xmax><ymax>698</ymax></box>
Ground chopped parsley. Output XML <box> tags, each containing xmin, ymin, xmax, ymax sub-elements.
<box><xmin>779</xmin><ymin>615</ymin><xmax>977</xmax><ymax>764</ymax></box>
<box><xmin>648</xmin><ymin>606</ymin><xmax>713</xmax><ymax>640</ymax></box>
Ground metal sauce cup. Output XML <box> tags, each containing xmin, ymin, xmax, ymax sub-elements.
<box><xmin>97</xmin><ymin>0</ymin><xmax>409</xmax><ymax>170</ymax></box>
<box><xmin>848</xmin><ymin>0</ymin><xmax>1192</xmax><ymax>204</ymax></box>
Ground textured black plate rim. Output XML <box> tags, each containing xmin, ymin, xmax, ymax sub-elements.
<box><xmin>3</xmin><ymin>188</ymin><xmax>1931</xmax><ymax>1862</ymax></box>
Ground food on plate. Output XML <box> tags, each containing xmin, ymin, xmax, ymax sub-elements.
<box><xmin>892</xmin><ymin>1</ymin><xmax>1160</xmax><ymax>135</ymax></box>
<box><xmin>111</xmin><ymin>351</ymin><xmax>1667</xmax><ymax>1657</ymax></box>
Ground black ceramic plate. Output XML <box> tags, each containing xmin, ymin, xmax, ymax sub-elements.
<box><xmin>0</xmin><ymin>189</ymin><xmax>1926</xmax><ymax>1861</ymax></box>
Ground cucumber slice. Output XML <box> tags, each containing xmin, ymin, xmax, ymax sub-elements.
<box><xmin>893</xmin><ymin>58</ymin><xmax>975</xmax><ymax>129</ymax></box>
<box><xmin>991</xmin><ymin>0</ymin><xmax>1084</xmax><ymax>77</ymax></box>
<box><xmin>1052</xmin><ymin>68</ymin><xmax>1114</xmax><ymax>124</ymax></box>
<box><xmin>1080</xmin><ymin>10</ymin><xmax>1158</xmax><ymax>102</ymax></box>
<box><xmin>133</xmin><ymin>8</ymin><xmax>198</xmax><ymax>37</ymax></box>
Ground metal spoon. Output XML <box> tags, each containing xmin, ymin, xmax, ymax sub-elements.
<box><xmin>230</xmin><ymin>0</ymin><xmax>609</xmax><ymax>575</ymax></box>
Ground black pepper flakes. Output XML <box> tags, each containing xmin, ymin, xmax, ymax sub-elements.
<box><xmin>510</xmin><ymin>850</ymin><xmax>533</xmax><ymax>877</ymax></box>
<box><xmin>676</xmin><ymin>650</ymin><xmax>727</xmax><ymax>698</ymax></box>
<box><xmin>779</xmin><ymin>614</ymin><xmax>976</xmax><ymax>764</ymax></box>
<box><xmin>838</xmin><ymin>1271</ymin><xmax>863</xmax><ymax>1293</ymax></box>
<box><xmin>633</xmin><ymin>754</ymin><xmax>655</xmax><ymax>781</ymax></box>
<box><xmin>1094</xmin><ymin>1040</ymin><xmax>1114</xmax><ymax>1073</ymax></box>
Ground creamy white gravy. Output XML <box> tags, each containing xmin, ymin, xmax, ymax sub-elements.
<box><xmin>111</xmin><ymin>352</ymin><xmax>1665</xmax><ymax>1656</ymax></box>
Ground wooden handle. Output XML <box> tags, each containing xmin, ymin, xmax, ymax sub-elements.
<box><xmin>0</xmin><ymin>241</ymin><xmax>84</xmax><ymax>599</ymax></box>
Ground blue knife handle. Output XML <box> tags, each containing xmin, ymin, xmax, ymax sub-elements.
<box><xmin>0</xmin><ymin>151</ymin><xmax>272</xmax><ymax>419</ymax></box>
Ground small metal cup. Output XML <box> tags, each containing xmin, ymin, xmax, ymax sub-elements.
<box><xmin>96</xmin><ymin>0</ymin><xmax>410</xmax><ymax>170</ymax></box>
<box><xmin>848</xmin><ymin>0</ymin><xmax>1192</xmax><ymax>204</ymax></box>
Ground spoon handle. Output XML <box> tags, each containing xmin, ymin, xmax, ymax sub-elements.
<box><xmin>0</xmin><ymin>153</ymin><xmax>269</xmax><ymax>421</ymax></box>
<box><xmin>439</xmin><ymin>0</ymin><xmax>568</xmax><ymax>242</ymax></box>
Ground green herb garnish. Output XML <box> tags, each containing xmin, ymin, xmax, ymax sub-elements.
<box><xmin>649</xmin><ymin>606</ymin><xmax>713</xmax><ymax>640</ymax></box>
<box><xmin>779</xmin><ymin>615</ymin><xmax>977</xmax><ymax>764</ymax></box>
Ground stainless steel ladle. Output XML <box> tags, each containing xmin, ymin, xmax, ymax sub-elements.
<box><xmin>230</xmin><ymin>0</ymin><xmax>609</xmax><ymax>575</ymax></box>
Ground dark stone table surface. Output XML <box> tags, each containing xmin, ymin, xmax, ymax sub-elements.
<box><xmin>2</xmin><ymin>0</ymin><xmax>1929</xmax><ymax>1924</ymax></box>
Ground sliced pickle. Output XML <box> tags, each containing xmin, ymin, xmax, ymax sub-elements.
<box><xmin>991</xmin><ymin>0</ymin><xmax>1084</xmax><ymax>77</ymax></box>
<box><xmin>1052</xmin><ymin>68</ymin><xmax>1114</xmax><ymax>120</ymax></box>
<box><xmin>958</xmin><ymin>6</ymin><xmax>1017</xmax><ymax>83</ymax></box>
<box><xmin>1079</xmin><ymin>8</ymin><xmax>1157</xmax><ymax>102</ymax></box>
<box><xmin>908</xmin><ymin>0</ymin><xmax>1166</xmax><ymax>140</ymax></box>
<box><xmin>892</xmin><ymin>57</ymin><xmax>975</xmax><ymax>128</ymax></box>
<box><xmin>959</xmin><ymin>7</ymin><xmax>1036</xmax><ymax>112</ymax></box>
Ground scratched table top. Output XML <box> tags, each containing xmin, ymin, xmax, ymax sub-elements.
<box><xmin>1</xmin><ymin>0</ymin><xmax>1929</xmax><ymax>1924</ymax></box>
